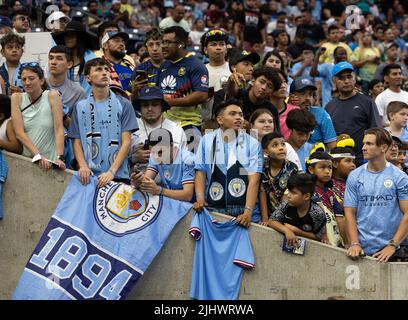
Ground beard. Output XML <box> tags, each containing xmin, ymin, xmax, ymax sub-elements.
<box><xmin>111</xmin><ymin>50</ymin><xmax>126</xmax><ymax>60</ymax></box>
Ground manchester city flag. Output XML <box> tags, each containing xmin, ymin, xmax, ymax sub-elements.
<box><xmin>12</xmin><ymin>174</ymin><xmax>192</xmax><ymax>300</ymax></box>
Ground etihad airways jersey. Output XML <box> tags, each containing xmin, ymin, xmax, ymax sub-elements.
<box><xmin>189</xmin><ymin>209</ymin><xmax>255</xmax><ymax>300</ymax></box>
<box><xmin>159</xmin><ymin>53</ymin><xmax>208</xmax><ymax>127</ymax></box>
<box><xmin>344</xmin><ymin>162</ymin><xmax>408</xmax><ymax>255</ymax></box>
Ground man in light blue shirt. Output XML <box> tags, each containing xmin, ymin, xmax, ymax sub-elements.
<box><xmin>289</xmin><ymin>77</ymin><xmax>337</xmax><ymax>149</ymax></box>
<box><xmin>193</xmin><ymin>98</ymin><xmax>263</xmax><ymax>228</ymax></box>
<box><xmin>68</xmin><ymin>58</ymin><xmax>138</xmax><ymax>187</ymax></box>
<box><xmin>345</xmin><ymin>128</ymin><xmax>408</xmax><ymax>262</ymax></box>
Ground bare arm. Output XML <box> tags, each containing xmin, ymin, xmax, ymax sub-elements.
<box><xmin>285</xmin><ymin>223</ymin><xmax>318</xmax><ymax>240</ymax></box>
<box><xmin>192</xmin><ymin>170</ymin><xmax>208</xmax><ymax>211</ymax></box>
<box><xmin>372</xmin><ymin>200</ymin><xmax>408</xmax><ymax>262</ymax></box>
<box><xmin>49</xmin><ymin>90</ymin><xmax>65</xmax><ymax>157</ymax></box>
<box><xmin>162</xmin><ymin>183</ymin><xmax>194</xmax><ymax>202</ymax></box>
<box><xmin>0</xmin><ymin>119</ymin><xmax>22</xmax><ymax>154</ymax></box>
<box><xmin>236</xmin><ymin>173</ymin><xmax>261</xmax><ymax>228</ymax></box>
<box><xmin>259</xmin><ymin>189</ymin><xmax>269</xmax><ymax>223</ymax></box>
<box><xmin>345</xmin><ymin>207</ymin><xmax>365</xmax><ymax>259</ymax></box>
<box><xmin>11</xmin><ymin>93</ymin><xmax>39</xmax><ymax>156</ymax></box>
<box><xmin>165</xmin><ymin>91</ymin><xmax>208</xmax><ymax>107</ymax></box>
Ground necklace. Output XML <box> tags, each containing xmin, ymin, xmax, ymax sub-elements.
<box><xmin>141</xmin><ymin>116</ymin><xmax>164</xmax><ymax>140</ymax></box>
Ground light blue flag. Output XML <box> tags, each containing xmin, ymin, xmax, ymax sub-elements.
<box><xmin>13</xmin><ymin>173</ymin><xmax>192</xmax><ymax>300</ymax></box>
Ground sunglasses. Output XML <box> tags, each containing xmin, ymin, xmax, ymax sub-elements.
<box><xmin>204</xmin><ymin>29</ymin><xmax>227</xmax><ymax>41</ymax></box>
<box><xmin>16</xmin><ymin>16</ymin><xmax>30</xmax><ymax>22</ymax></box>
<box><xmin>21</xmin><ymin>62</ymin><xmax>40</xmax><ymax>69</ymax></box>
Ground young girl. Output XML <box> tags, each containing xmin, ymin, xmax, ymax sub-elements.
<box><xmin>306</xmin><ymin>145</ymin><xmax>345</xmax><ymax>247</ymax></box>
<box><xmin>249</xmin><ymin>108</ymin><xmax>302</xmax><ymax>169</ymax></box>
<box><xmin>259</xmin><ymin>132</ymin><xmax>298</xmax><ymax>224</ymax></box>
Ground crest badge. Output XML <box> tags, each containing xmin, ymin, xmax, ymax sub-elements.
<box><xmin>228</xmin><ymin>178</ymin><xmax>246</xmax><ymax>198</ymax></box>
<box><xmin>209</xmin><ymin>182</ymin><xmax>224</xmax><ymax>201</ymax></box>
<box><xmin>178</xmin><ymin>67</ymin><xmax>186</xmax><ymax>76</ymax></box>
<box><xmin>94</xmin><ymin>182</ymin><xmax>161</xmax><ymax>236</ymax></box>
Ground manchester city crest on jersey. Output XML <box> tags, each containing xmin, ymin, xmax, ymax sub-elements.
<box><xmin>94</xmin><ymin>182</ymin><xmax>162</xmax><ymax>236</ymax></box>
<box><xmin>279</xmin><ymin>177</ymin><xmax>288</xmax><ymax>189</ymax></box>
<box><xmin>302</xmin><ymin>224</ymin><xmax>312</xmax><ymax>232</ymax></box>
<box><xmin>384</xmin><ymin>179</ymin><xmax>393</xmax><ymax>188</ymax></box>
<box><xmin>178</xmin><ymin>67</ymin><xmax>186</xmax><ymax>76</ymax></box>
<box><xmin>209</xmin><ymin>182</ymin><xmax>224</xmax><ymax>201</ymax></box>
<box><xmin>228</xmin><ymin>178</ymin><xmax>246</xmax><ymax>198</ymax></box>
<box><xmin>163</xmin><ymin>169</ymin><xmax>171</xmax><ymax>180</ymax></box>
<box><xmin>92</xmin><ymin>142</ymin><xmax>99</xmax><ymax>160</ymax></box>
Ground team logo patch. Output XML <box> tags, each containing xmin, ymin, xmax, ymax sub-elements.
<box><xmin>302</xmin><ymin>224</ymin><xmax>312</xmax><ymax>232</ymax></box>
<box><xmin>163</xmin><ymin>169</ymin><xmax>171</xmax><ymax>180</ymax></box>
<box><xmin>201</xmin><ymin>75</ymin><xmax>208</xmax><ymax>85</ymax></box>
<box><xmin>228</xmin><ymin>178</ymin><xmax>246</xmax><ymax>198</ymax></box>
<box><xmin>279</xmin><ymin>177</ymin><xmax>288</xmax><ymax>189</ymax></box>
<box><xmin>178</xmin><ymin>67</ymin><xmax>186</xmax><ymax>76</ymax></box>
<box><xmin>92</xmin><ymin>142</ymin><xmax>99</xmax><ymax>160</ymax></box>
<box><xmin>94</xmin><ymin>182</ymin><xmax>161</xmax><ymax>236</ymax></box>
<box><xmin>209</xmin><ymin>182</ymin><xmax>224</xmax><ymax>201</ymax></box>
<box><xmin>384</xmin><ymin>179</ymin><xmax>393</xmax><ymax>188</ymax></box>
<box><xmin>161</xmin><ymin>75</ymin><xmax>177</xmax><ymax>89</ymax></box>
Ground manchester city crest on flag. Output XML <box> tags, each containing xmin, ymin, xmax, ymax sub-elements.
<box><xmin>94</xmin><ymin>182</ymin><xmax>162</xmax><ymax>236</ymax></box>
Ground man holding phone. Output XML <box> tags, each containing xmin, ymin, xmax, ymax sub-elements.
<box><xmin>130</xmin><ymin>86</ymin><xmax>187</xmax><ymax>173</ymax></box>
<box><xmin>131</xmin><ymin>28</ymin><xmax>164</xmax><ymax>95</ymax></box>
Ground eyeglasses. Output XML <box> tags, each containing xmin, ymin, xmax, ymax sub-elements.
<box><xmin>162</xmin><ymin>40</ymin><xmax>180</xmax><ymax>46</ymax></box>
<box><xmin>16</xmin><ymin>16</ymin><xmax>30</xmax><ymax>22</ymax></box>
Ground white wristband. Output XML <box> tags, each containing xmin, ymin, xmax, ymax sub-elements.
<box><xmin>32</xmin><ymin>153</ymin><xmax>41</xmax><ymax>163</ymax></box>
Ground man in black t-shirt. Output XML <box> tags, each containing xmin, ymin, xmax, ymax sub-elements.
<box><xmin>234</xmin><ymin>0</ymin><xmax>265</xmax><ymax>50</ymax></box>
<box><xmin>325</xmin><ymin>62</ymin><xmax>382</xmax><ymax>165</ymax></box>
<box><xmin>296</xmin><ymin>10</ymin><xmax>326</xmax><ymax>47</ymax></box>
<box><xmin>219</xmin><ymin>66</ymin><xmax>282</xmax><ymax>131</ymax></box>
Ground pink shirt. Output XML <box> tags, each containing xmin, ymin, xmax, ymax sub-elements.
<box><xmin>279</xmin><ymin>103</ymin><xmax>299</xmax><ymax>140</ymax></box>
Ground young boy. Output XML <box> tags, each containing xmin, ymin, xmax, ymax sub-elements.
<box><xmin>193</xmin><ymin>98</ymin><xmax>262</xmax><ymax>228</ymax></box>
<box><xmin>331</xmin><ymin>136</ymin><xmax>357</xmax><ymax>209</ymax></box>
<box><xmin>265</xmin><ymin>173</ymin><xmax>327</xmax><ymax>246</ymax></box>
<box><xmin>0</xmin><ymin>33</ymin><xmax>24</xmax><ymax>96</ymax></box>
<box><xmin>385</xmin><ymin>101</ymin><xmax>408</xmax><ymax>143</ymax></box>
<box><xmin>131</xmin><ymin>128</ymin><xmax>195</xmax><ymax>202</ymax></box>
<box><xmin>285</xmin><ymin>108</ymin><xmax>317</xmax><ymax>171</ymax></box>
<box><xmin>306</xmin><ymin>148</ymin><xmax>345</xmax><ymax>247</ymax></box>
<box><xmin>259</xmin><ymin>132</ymin><xmax>298</xmax><ymax>223</ymax></box>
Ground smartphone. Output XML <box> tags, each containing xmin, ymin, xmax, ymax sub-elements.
<box><xmin>135</xmin><ymin>70</ymin><xmax>147</xmax><ymax>81</ymax></box>
<box><xmin>48</xmin><ymin>160</ymin><xmax>60</xmax><ymax>169</ymax></box>
<box><xmin>143</xmin><ymin>139</ymin><xmax>150</xmax><ymax>150</ymax></box>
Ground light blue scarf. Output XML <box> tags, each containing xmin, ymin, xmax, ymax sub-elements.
<box><xmin>77</xmin><ymin>90</ymin><xmax>122</xmax><ymax>174</ymax></box>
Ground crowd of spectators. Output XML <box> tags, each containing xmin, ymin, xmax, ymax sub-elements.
<box><xmin>1</xmin><ymin>0</ymin><xmax>408</xmax><ymax>263</ymax></box>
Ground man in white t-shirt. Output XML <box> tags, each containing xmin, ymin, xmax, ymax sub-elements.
<box><xmin>375</xmin><ymin>63</ymin><xmax>408</xmax><ymax>126</ymax></box>
<box><xmin>159</xmin><ymin>4</ymin><xmax>191</xmax><ymax>33</ymax></box>
<box><xmin>200</xmin><ymin>28</ymin><xmax>231</xmax><ymax>122</ymax></box>
<box><xmin>130</xmin><ymin>86</ymin><xmax>187</xmax><ymax>172</ymax></box>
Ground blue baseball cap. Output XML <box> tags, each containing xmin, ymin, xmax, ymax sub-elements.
<box><xmin>289</xmin><ymin>77</ymin><xmax>317</xmax><ymax>93</ymax></box>
<box><xmin>134</xmin><ymin>86</ymin><xmax>170</xmax><ymax>111</ymax></box>
<box><xmin>0</xmin><ymin>15</ymin><xmax>12</xmax><ymax>28</ymax></box>
<box><xmin>332</xmin><ymin>62</ymin><xmax>354</xmax><ymax>77</ymax></box>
